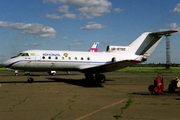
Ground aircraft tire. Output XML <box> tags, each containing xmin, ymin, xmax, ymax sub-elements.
<box><xmin>96</xmin><ymin>74</ymin><xmax>106</xmax><ymax>83</ymax></box>
<box><xmin>15</xmin><ymin>73</ymin><xmax>18</xmax><ymax>76</ymax></box>
<box><xmin>168</xmin><ymin>84</ymin><xmax>175</xmax><ymax>93</ymax></box>
<box><xmin>148</xmin><ymin>85</ymin><xmax>154</xmax><ymax>92</ymax></box>
<box><xmin>28</xmin><ymin>78</ymin><xmax>34</xmax><ymax>83</ymax></box>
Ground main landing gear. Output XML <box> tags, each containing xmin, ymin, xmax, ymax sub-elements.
<box><xmin>27</xmin><ymin>74</ymin><xmax>34</xmax><ymax>83</ymax></box>
<box><xmin>84</xmin><ymin>73</ymin><xmax>106</xmax><ymax>83</ymax></box>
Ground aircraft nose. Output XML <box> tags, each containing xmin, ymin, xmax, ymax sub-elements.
<box><xmin>2</xmin><ymin>59</ymin><xmax>11</xmax><ymax>68</ymax></box>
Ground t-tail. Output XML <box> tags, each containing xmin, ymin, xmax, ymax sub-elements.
<box><xmin>106</xmin><ymin>30</ymin><xmax>178</xmax><ymax>61</ymax></box>
<box><xmin>89</xmin><ymin>42</ymin><xmax>99</xmax><ymax>52</ymax></box>
<box><xmin>128</xmin><ymin>30</ymin><xmax>178</xmax><ymax>56</ymax></box>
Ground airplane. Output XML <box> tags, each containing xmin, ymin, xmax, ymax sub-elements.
<box><xmin>48</xmin><ymin>42</ymin><xmax>99</xmax><ymax>75</ymax></box>
<box><xmin>2</xmin><ymin>30</ymin><xmax>178</xmax><ymax>83</ymax></box>
<box><xmin>6</xmin><ymin>42</ymin><xmax>99</xmax><ymax>76</ymax></box>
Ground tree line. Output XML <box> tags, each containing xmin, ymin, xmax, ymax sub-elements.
<box><xmin>1</xmin><ymin>63</ymin><xmax>180</xmax><ymax>68</ymax></box>
<box><xmin>132</xmin><ymin>63</ymin><xmax>180</xmax><ymax>67</ymax></box>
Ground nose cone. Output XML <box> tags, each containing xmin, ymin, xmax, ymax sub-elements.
<box><xmin>2</xmin><ymin>59</ymin><xmax>11</xmax><ymax>68</ymax></box>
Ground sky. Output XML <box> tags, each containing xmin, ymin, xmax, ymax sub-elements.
<box><xmin>0</xmin><ymin>0</ymin><xmax>180</xmax><ymax>64</ymax></box>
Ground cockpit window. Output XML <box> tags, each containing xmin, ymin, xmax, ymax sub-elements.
<box><xmin>11</xmin><ymin>53</ymin><xmax>29</xmax><ymax>59</ymax></box>
<box><xmin>21</xmin><ymin>53</ymin><xmax>29</xmax><ymax>56</ymax></box>
<box><xmin>11</xmin><ymin>53</ymin><xmax>22</xmax><ymax>59</ymax></box>
<box><xmin>21</xmin><ymin>53</ymin><xmax>25</xmax><ymax>56</ymax></box>
<box><xmin>26</xmin><ymin>53</ymin><xmax>29</xmax><ymax>56</ymax></box>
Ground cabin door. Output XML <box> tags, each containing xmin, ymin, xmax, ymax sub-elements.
<box><xmin>35</xmin><ymin>55</ymin><xmax>41</xmax><ymax>67</ymax></box>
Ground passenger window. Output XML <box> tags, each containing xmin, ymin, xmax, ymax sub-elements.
<box><xmin>75</xmin><ymin>57</ymin><xmax>77</xmax><ymax>60</ymax></box>
<box><xmin>87</xmin><ymin>57</ymin><xmax>90</xmax><ymax>60</ymax></box>
<box><xmin>48</xmin><ymin>56</ymin><xmax>51</xmax><ymax>59</ymax></box>
<box><xmin>69</xmin><ymin>57</ymin><xmax>71</xmax><ymax>60</ymax></box>
<box><xmin>55</xmin><ymin>57</ymin><xmax>58</xmax><ymax>60</ymax></box>
<box><xmin>42</xmin><ymin>56</ymin><xmax>45</xmax><ymax>59</ymax></box>
<box><xmin>81</xmin><ymin>57</ymin><xmax>83</xmax><ymax>60</ymax></box>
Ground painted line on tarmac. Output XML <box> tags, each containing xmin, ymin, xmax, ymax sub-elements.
<box><xmin>75</xmin><ymin>99</ymin><xmax>127</xmax><ymax>120</ymax></box>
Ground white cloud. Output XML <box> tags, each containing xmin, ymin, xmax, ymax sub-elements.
<box><xmin>46</xmin><ymin>13</ymin><xmax>76</xmax><ymax>19</ymax></box>
<box><xmin>68</xmin><ymin>43</ymin><xmax>84</xmax><ymax>46</ymax></box>
<box><xmin>72</xmin><ymin>39</ymin><xmax>80</xmax><ymax>42</ymax></box>
<box><xmin>23</xmin><ymin>43</ymin><xmax>40</xmax><ymax>46</ymax></box>
<box><xmin>171</xmin><ymin>3</ymin><xmax>180</xmax><ymax>13</ymax></box>
<box><xmin>62</xmin><ymin>13</ymin><xmax>76</xmax><ymax>18</ymax></box>
<box><xmin>80</xmin><ymin>23</ymin><xmax>107</xmax><ymax>30</ymax></box>
<box><xmin>15</xmin><ymin>37</ymin><xmax>23</xmax><ymax>40</ymax></box>
<box><xmin>77</xmin><ymin>6</ymin><xmax>111</xmax><ymax>19</ymax></box>
<box><xmin>87</xmin><ymin>21</ymin><xmax>96</xmax><ymax>24</ymax></box>
<box><xmin>166</xmin><ymin>23</ymin><xmax>180</xmax><ymax>32</ymax></box>
<box><xmin>23</xmin><ymin>44</ymin><xmax>29</xmax><ymax>46</ymax></box>
<box><xmin>61</xmin><ymin>36</ymin><xmax>68</xmax><ymax>40</ymax></box>
<box><xmin>44</xmin><ymin>0</ymin><xmax>112</xmax><ymax>19</ymax></box>
<box><xmin>159</xmin><ymin>23</ymin><xmax>180</xmax><ymax>33</ymax></box>
<box><xmin>0</xmin><ymin>21</ymin><xmax>57</xmax><ymax>38</ymax></box>
<box><xmin>58</xmin><ymin>5</ymin><xmax>70</xmax><ymax>13</ymax></box>
<box><xmin>59</xmin><ymin>0</ymin><xmax>112</xmax><ymax>7</ymax></box>
<box><xmin>113</xmin><ymin>8</ymin><xmax>123</xmax><ymax>13</ymax></box>
<box><xmin>43</xmin><ymin>0</ymin><xmax>57</xmax><ymax>3</ymax></box>
<box><xmin>46</xmin><ymin>13</ymin><xmax>63</xmax><ymax>19</ymax></box>
<box><xmin>101</xmin><ymin>41</ymin><xmax>110</xmax><ymax>44</ymax></box>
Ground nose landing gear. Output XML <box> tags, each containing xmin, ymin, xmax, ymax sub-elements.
<box><xmin>27</xmin><ymin>74</ymin><xmax>34</xmax><ymax>83</ymax></box>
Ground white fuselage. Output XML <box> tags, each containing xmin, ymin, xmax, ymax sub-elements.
<box><xmin>4</xmin><ymin>50</ymin><xmax>142</xmax><ymax>72</ymax></box>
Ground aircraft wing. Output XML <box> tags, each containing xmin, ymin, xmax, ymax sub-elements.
<box><xmin>80</xmin><ymin>60</ymin><xmax>142</xmax><ymax>73</ymax></box>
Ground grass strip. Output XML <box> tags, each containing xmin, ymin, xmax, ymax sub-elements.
<box><xmin>116</xmin><ymin>67</ymin><xmax>180</xmax><ymax>73</ymax></box>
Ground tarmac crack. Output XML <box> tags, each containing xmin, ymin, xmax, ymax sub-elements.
<box><xmin>50</xmin><ymin>95</ymin><xmax>79</xmax><ymax>120</ymax></box>
<box><xmin>4</xmin><ymin>97</ymin><xmax>29</xmax><ymax>112</ymax></box>
<box><xmin>50</xmin><ymin>110</ymin><xmax>64</xmax><ymax>120</ymax></box>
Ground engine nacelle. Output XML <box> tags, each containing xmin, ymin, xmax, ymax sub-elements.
<box><xmin>141</xmin><ymin>56</ymin><xmax>147</xmax><ymax>61</ymax></box>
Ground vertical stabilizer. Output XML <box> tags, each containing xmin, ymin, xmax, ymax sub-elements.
<box><xmin>89</xmin><ymin>42</ymin><xmax>99</xmax><ymax>52</ymax></box>
<box><xmin>128</xmin><ymin>30</ymin><xmax>178</xmax><ymax>56</ymax></box>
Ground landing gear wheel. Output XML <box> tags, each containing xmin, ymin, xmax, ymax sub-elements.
<box><xmin>148</xmin><ymin>85</ymin><xmax>154</xmax><ymax>93</ymax></box>
<box><xmin>168</xmin><ymin>84</ymin><xmax>175</xmax><ymax>93</ymax></box>
<box><xmin>95</xmin><ymin>74</ymin><xmax>106</xmax><ymax>83</ymax></box>
<box><xmin>28</xmin><ymin>78</ymin><xmax>34</xmax><ymax>83</ymax></box>
<box><xmin>15</xmin><ymin>73</ymin><xmax>19</xmax><ymax>76</ymax></box>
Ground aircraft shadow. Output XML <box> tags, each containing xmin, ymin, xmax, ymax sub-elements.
<box><xmin>0</xmin><ymin>81</ymin><xmax>29</xmax><ymax>83</ymax></box>
<box><xmin>47</xmin><ymin>78</ymin><xmax>104</xmax><ymax>87</ymax></box>
<box><xmin>0</xmin><ymin>78</ymin><xmax>104</xmax><ymax>88</ymax></box>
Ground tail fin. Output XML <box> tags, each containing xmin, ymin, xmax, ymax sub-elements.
<box><xmin>89</xmin><ymin>42</ymin><xmax>99</xmax><ymax>52</ymax></box>
<box><xmin>128</xmin><ymin>30</ymin><xmax>178</xmax><ymax>56</ymax></box>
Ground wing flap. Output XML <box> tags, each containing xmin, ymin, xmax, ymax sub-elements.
<box><xmin>80</xmin><ymin>60</ymin><xmax>142</xmax><ymax>73</ymax></box>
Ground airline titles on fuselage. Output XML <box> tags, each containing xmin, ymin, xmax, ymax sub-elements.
<box><xmin>43</xmin><ymin>53</ymin><xmax>61</xmax><ymax>57</ymax></box>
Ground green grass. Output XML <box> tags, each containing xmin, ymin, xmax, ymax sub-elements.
<box><xmin>1</xmin><ymin>67</ymin><xmax>180</xmax><ymax>73</ymax></box>
<box><xmin>0</xmin><ymin>68</ymin><xmax>6</xmax><ymax>71</ymax></box>
<box><xmin>116</xmin><ymin>67</ymin><xmax>180</xmax><ymax>73</ymax></box>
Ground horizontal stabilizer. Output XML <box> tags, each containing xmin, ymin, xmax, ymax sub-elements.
<box><xmin>149</xmin><ymin>30</ymin><xmax>178</xmax><ymax>36</ymax></box>
<box><xmin>130</xmin><ymin>30</ymin><xmax>178</xmax><ymax>56</ymax></box>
